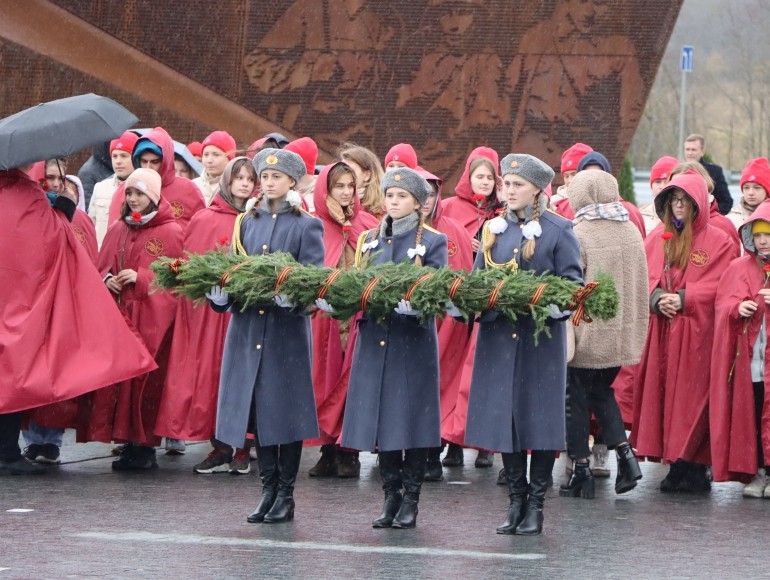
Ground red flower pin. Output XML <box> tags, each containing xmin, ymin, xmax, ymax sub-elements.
<box><xmin>763</xmin><ymin>264</ymin><xmax>770</xmax><ymax>274</ymax></box>
<box><xmin>473</xmin><ymin>193</ymin><xmax>486</xmax><ymax>203</ymax></box>
<box><xmin>218</xmin><ymin>236</ymin><xmax>230</xmax><ymax>247</ymax></box>
<box><xmin>342</xmin><ymin>225</ymin><xmax>351</xmax><ymax>235</ymax></box>
<box><xmin>131</xmin><ymin>211</ymin><xmax>143</xmax><ymax>223</ymax></box>
<box><xmin>661</xmin><ymin>232</ymin><xmax>674</xmax><ymax>241</ymax></box>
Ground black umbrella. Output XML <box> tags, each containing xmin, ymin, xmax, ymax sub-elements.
<box><xmin>0</xmin><ymin>93</ymin><xmax>138</xmax><ymax>170</ymax></box>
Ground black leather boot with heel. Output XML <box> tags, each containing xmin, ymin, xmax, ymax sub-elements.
<box><xmin>615</xmin><ymin>442</ymin><xmax>643</xmax><ymax>494</ymax></box>
<box><xmin>392</xmin><ymin>448</ymin><xmax>428</xmax><ymax>529</ymax></box>
<box><xmin>373</xmin><ymin>451</ymin><xmax>403</xmax><ymax>528</ymax></box>
<box><xmin>496</xmin><ymin>451</ymin><xmax>528</xmax><ymax>534</ymax></box>
<box><xmin>515</xmin><ymin>451</ymin><xmax>555</xmax><ymax>535</ymax></box>
<box><xmin>264</xmin><ymin>441</ymin><xmax>302</xmax><ymax>523</ymax></box>
<box><xmin>559</xmin><ymin>459</ymin><xmax>595</xmax><ymax>499</ymax></box>
<box><xmin>247</xmin><ymin>445</ymin><xmax>278</xmax><ymax>523</ymax></box>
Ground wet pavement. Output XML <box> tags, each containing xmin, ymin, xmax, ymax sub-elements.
<box><xmin>1</xmin><ymin>432</ymin><xmax>767</xmax><ymax>579</ymax></box>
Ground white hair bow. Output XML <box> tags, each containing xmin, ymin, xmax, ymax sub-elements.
<box><xmin>407</xmin><ymin>244</ymin><xmax>426</xmax><ymax>259</ymax></box>
<box><xmin>488</xmin><ymin>216</ymin><xmax>508</xmax><ymax>235</ymax></box>
<box><xmin>286</xmin><ymin>190</ymin><xmax>303</xmax><ymax>208</ymax></box>
<box><xmin>521</xmin><ymin>220</ymin><xmax>542</xmax><ymax>240</ymax></box>
<box><xmin>362</xmin><ymin>239</ymin><xmax>379</xmax><ymax>253</ymax></box>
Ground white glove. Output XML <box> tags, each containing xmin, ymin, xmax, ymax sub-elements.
<box><xmin>546</xmin><ymin>304</ymin><xmax>573</xmax><ymax>319</ymax></box>
<box><xmin>205</xmin><ymin>285</ymin><xmax>229</xmax><ymax>306</ymax></box>
<box><xmin>315</xmin><ymin>298</ymin><xmax>334</xmax><ymax>313</ymax></box>
<box><xmin>445</xmin><ymin>300</ymin><xmax>463</xmax><ymax>318</ymax></box>
<box><xmin>394</xmin><ymin>299</ymin><xmax>418</xmax><ymax>316</ymax></box>
<box><xmin>274</xmin><ymin>294</ymin><xmax>295</xmax><ymax>308</ymax></box>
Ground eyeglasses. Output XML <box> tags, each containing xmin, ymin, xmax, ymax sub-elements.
<box><xmin>669</xmin><ymin>195</ymin><xmax>691</xmax><ymax>207</ymax></box>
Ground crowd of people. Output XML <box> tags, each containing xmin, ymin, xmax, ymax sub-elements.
<box><xmin>2</xmin><ymin>124</ymin><xmax>770</xmax><ymax>537</ymax></box>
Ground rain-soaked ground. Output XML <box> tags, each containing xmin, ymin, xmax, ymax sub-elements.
<box><xmin>1</xmin><ymin>432</ymin><xmax>767</xmax><ymax>579</ymax></box>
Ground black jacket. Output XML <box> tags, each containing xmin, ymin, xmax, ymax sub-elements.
<box><xmin>700</xmin><ymin>157</ymin><xmax>733</xmax><ymax>215</ymax></box>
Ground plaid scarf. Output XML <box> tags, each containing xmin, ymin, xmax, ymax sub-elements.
<box><xmin>573</xmin><ymin>202</ymin><xmax>629</xmax><ymax>224</ymax></box>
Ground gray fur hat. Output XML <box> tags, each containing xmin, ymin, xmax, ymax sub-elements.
<box><xmin>253</xmin><ymin>148</ymin><xmax>306</xmax><ymax>183</ymax></box>
<box><xmin>500</xmin><ymin>153</ymin><xmax>555</xmax><ymax>192</ymax></box>
<box><xmin>381</xmin><ymin>167</ymin><xmax>433</xmax><ymax>207</ymax></box>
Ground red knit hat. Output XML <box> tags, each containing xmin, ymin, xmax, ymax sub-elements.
<box><xmin>201</xmin><ymin>131</ymin><xmax>237</xmax><ymax>160</ymax></box>
<box><xmin>741</xmin><ymin>157</ymin><xmax>770</xmax><ymax>195</ymax></box>
<box><xmin>649</xmin><ymin>156</ymin><xmax>679</xmax><ymax>186</ymax></box>
<box><xmin>284</xmin><ymin>137</ymin><xmax>318</xmax><ymax>175</ymax></box>
<box><xmin>110</xmin><ymin>131</ymin><xmax>139</xmax><ymax>155</ymax></box>
<box><xmin>560</xmin><ymin>142</ymin><xmax>593</xmax><ymax>175</ymax></box>
<box><xmin>187</xmin><ymin>141</ymin><xmax>203</xmax><ymax>157</ymax></box>
<box><xmin>384</xmin><ymin>143</ymin><xmax>418</xmax><ymax>169</ymax></box>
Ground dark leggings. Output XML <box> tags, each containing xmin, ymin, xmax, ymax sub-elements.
<box><xmin>0</xmin><ymin>412</ymin><xmax>24</xmax><ymax>462</ymax></box>
<box><xmin>565</xmin><ymin>366</ymin><xmax>626</xmax><ymax>459</ymax></box>
<box><xmin>753</xmin><ymin>381</ymin><xmax>767</xmax><ymax>468</ymax></box>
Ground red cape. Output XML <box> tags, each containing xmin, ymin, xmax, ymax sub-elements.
<box><xmin>710</xmin><ymin>203</ymin><xmax>770</xmax><ymax>481</ymax></box>
<box><xmin>442</xmin><ymin>147</ymin><xmax>500</xmax><ymax>237</ymax></box>
<box><xmin>310</xmin><ymin>163</ymin><xmax>379</xmax><ymax>442</ymax></box>
<box><xmin>0</xmin><ymin>169</ymin><xmax>156</xmax><ymax>413</ymax></box>
<box><xmin>108</xmin><ymin>127</ymin><xmax>205</xmax><ymax>231</ymax></box>
<box><xmin>154</xmin><ymin>194</ymin><xmax>240</xmax><ymax>440</ymax></box>
<box><xmin>80</xmin><ymin>200</ymin><xmax>184</xmax><ymax>445</ymax></box>
<box><xmin>71</xmin><ymin>208</ymin><xmax>98</xmax><ymax>264</ymax></box>
<box><xmin>630</xmin><ymin>171</ymin><xmax>740</xmax><ymax>464</ymax></box>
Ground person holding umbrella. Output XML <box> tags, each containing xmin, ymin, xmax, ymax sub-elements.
<box><xmin>0</xmin><ymin>94</ymin><xmax>157</xmax><ymax>475</ymax></box>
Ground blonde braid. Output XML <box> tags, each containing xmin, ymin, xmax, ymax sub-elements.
<box><xmin>413</xmin><ymin>210</ymin><xmax>425</xmax><ymax>267</ymax></box>
<box><xmin>522</xmin><ymin>192</ymin><xmax>542</xmax><ymax>261</ymax></box>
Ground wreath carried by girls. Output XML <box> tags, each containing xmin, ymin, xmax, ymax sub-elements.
<box><xmin>151</xmin><ymin>251</ymin><xmax>618</xmax><ymax>340</ymax></box>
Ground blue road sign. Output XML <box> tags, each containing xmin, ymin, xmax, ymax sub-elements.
<box><xmin>681</xmin><ymin>45</ymin><xmax>694</xmax><ymax>72</ymax></box>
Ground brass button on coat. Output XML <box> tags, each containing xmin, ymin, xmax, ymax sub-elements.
<box><xmin>256</xmin><ymin>344</ymin><xmax>262</xmax><ymax>350</ymax></box>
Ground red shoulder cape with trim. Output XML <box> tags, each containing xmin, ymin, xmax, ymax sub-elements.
<box><xmin>0</xmin><ymin>169</ymin><xmax>156</xmax><ymax>414</ymax></box>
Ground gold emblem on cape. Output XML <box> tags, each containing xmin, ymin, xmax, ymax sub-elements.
<box><xmin>145</xmin><ymin>237</ymin><xmax>164</xmax><ymax>257</ymax></box>
<box><xmin>266</xmin><ymin>154</ymin><xmax>278</xmax><ymax>165</ymax></box>
<box><xmin>394</xmin><ymin>173</ymin><xmax>401</xmax><ymax>182</ymax></box>
<box><xmin>510</xmin><ymin>160</ymin><xmax>519</xmax><ymax>168</ymax></box>
<box><xmin>689</xmin><ymin>248</ymin><xmax>710</xmax><ymax>267</ymax></box>
<box><xmin>170</xmin><ymin>200</ymin><xmax>184</xmax><ymax>219</ymax></box>
<box><xmin>73</xmin><ymin>226</ymin><xmax>86</xmax><ymax>244</ymax></box>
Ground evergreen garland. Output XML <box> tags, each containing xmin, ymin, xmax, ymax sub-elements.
<box><xmin>151</xmin><ymin>251</ymin><xmax>619</xmax><ymax>338</ymax></box>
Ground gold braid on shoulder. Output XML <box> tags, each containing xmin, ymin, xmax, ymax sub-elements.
<box><xmin>354</xmin><ymin>229</ymin><xmax>375</xmax><ymax>268</ymax></box>
<box><xmin>231</xmin><ymin>212</ymin><xmax>249</xmax><ymax>256</ymax></box>
<box><xmin>483</xmin><ymin>221</ymin><xmax>519</xmax><ymax>273</ymax></box>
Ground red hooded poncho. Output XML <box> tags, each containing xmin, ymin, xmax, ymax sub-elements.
<box><xmin>108</xmin><ymin>127</ymin><xmax>205</xmax><ymax>231</ymax></box>
<box><xmin>630</xmin><ymin>171</ymin><xmax>739</xmax><ymax>465</ymax></box>
<box><xmin>154</xmin><ymin>192</ymin><xmax>242</xmax><ymax>441</ymax></box>
<box><xmin>709</xmin><ymin>202</ymin><xmax>770</xmax><ymax>482</ymax></box>
<box><xmin>71</xmin><ymin>208</ymin><xmax>98</xmax><ymax>264</ymax></box>
<box><xmin>310</xmin><ymin>162</ymin><xmax>379</xmax><ymax>442</ymax></box>
<box><xmin>80</xmin><ymin>199</ymin><xmax>184</xmax><ymax>445</ymax></box>
<box><xmin>442</xmin><ymin>147</ymin><xmax>500</xmax><ymax>238</ymax></box>
<box><xmin>416</xmin><ymin>167</ymin><xmax>475</xmax><ymax>433</ymax></box>
<box><xmin>0</xmin><ymin>169</ymin><xmax>156</xmax><ymax>413</ymax></box>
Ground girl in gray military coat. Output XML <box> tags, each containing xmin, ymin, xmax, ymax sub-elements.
<box><xmin>206</xmin><ymin>148</ymin><xmax>324</xmax><ymax>524</ymax></box>
<box><xmin>337</xmin><ymin>168</ymin><xmax>448</xmax><ymax>529</ymax></box>
<box><xmin>465</xmin><ymin>154</ymin><xmax>582</xmax><ymax>536</ymax></box>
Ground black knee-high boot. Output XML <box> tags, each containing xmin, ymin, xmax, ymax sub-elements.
<box><xmin>392</xmin><ymin>448</ymin><xmax>428</xmax><ymax>529</ymax></box>
<box><xmin>496</xmin><ymin>451</ymin><xmax>528</xmax><ymax>534</ymax></box>
<box><xmin>373</xmin><ymin>450</ymin><xmax>403</xmax><ymax>528</ymax></box>
<box><xmin>264</xmin><ymin>441</ymin><xmax>302</xmax><ymax>523</ymax></box>
<box><xmin>247</xmin><ymin>445</ymin><xmax>279</xmax><ymax>523</ymax></box>
<box><xmin>516</xmin><ymin>451</ymin><xmax>555</xmax><ymax>535</ymax></box>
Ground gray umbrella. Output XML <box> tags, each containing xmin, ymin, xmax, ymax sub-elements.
<box><xmin>0</xmin><ymin>93</ymin><xmax>138</xmax><ymax>170</ymax></box>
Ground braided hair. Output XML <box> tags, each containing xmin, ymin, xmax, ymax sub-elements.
<box><xmin>413</xmin><ymin>209</ymin><xmax>425</xmax><ymax>267</ymax></box>
<box><xmin>522</xmin><ymin>191</ymin><xmax>543</xmax><ymax>261</ymax></box>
